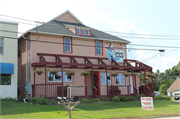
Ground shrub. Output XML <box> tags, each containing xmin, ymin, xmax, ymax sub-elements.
<box><xmin>81</xmin><ymin>98</ymin><xmax>89</xmax><ymax>103</ymax></box>
<box><xmin>119</xmin><ymin>95</ymin><xmax>128</xmax><ymax>102</ymax></box>
<box><xmin>153</xmin><ymin>95</ymin><xmax>171</xmax><ymax>100</ymax></box>
<box><xmin>99</xmin><ymin>97</ymin><xmax>108</xmax><ymax>102</ymax></box>
<box><xmin>88</xmin><ymin>98</ymin><xmax>96</xmax><ymax>103</ymax></box>
<box><xmin>37</xmin><ymin>97</ymin><xmax>49</xmax><ymax>105</ymax></box>
<box><xmin>127</xmin><ymin>96</ymin><xmax>134</xmax><ymax>101</ymax></box>
<box><xmin>113</xmin><ymin>96</ymin><xmax>120</xmax><ymax>102</ymax></box>
<box><xmin>133</xmin><ymin>97</ymin><xmax>138</xmax><ymax>101</ymax></box>
<box><xmin>162</xmin><ymin>96</ymin><xmax>171</xmax><ymax>100</ymax></box>
<box><xmin>31</xmin><ymin>97</ymin><xmax>39</xmax><ymax>104</ymax></box>
<box><xmin>135</xmin><ymin>95</ymin><xmax>142</xmax><ymax>100</ymax></box>
<box><xmin>1</xmin><ymin>97</ymin><xmax>16</xmax><ymax>101</ymax></box>
<box><xmin>95</xmin><ymin>99</ymin><xmax>99</xmax><ymax>102</ymax></box>
<box><xmin>49</xmin><ymin>100</ymin><xmax>58</xmax><ymax>104</ymax></box>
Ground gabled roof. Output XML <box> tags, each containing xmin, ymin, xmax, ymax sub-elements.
<box><xmin>27</xmin><ymin>20</ymin><xmax>130</xmax><ymax>43</ymax></box>
<box><xmin>167</xmin><ymin>78</ymin><xmax>180</xmax><ymax>92</ymax></box>
<box><xmin>19</xmin><ymin>10</ymin><xmax>130</xmax><ymax>43</ymax></box>
<box><xmin>51</xmin><ymin>10</ymin><xmax>84</xmax><ymax>25</ymax></box>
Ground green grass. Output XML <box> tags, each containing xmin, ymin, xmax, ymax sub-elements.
<box><xmin>1</xmin><ymin>100</ymin><xmax>180</xmax><ymax>118</ymax></box>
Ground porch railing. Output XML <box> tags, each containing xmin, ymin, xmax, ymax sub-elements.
<box><xmin>32</xmin><ymin>84</ymin><xmax>63</xmax><ymax>98</ymax></box>
<box><xmin>92</xmin><ymin>86</ymin><xmax>98</xmax><ymax>98</ymax></box>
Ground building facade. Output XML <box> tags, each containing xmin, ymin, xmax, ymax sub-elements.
<box><xmin>0</xmin><ymin>21</ymin><xmax>18</xmax><ymax>99</ymax></box>
<box><xmin>18</xmin><ymin>10</ymin><xmax>154</xmax><ymax>100</ymax></box>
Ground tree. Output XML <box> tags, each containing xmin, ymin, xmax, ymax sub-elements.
<box><xmin>159</xmin><ymin>84</ymin><xmax>168</xmax><ymax>95</ymax></box>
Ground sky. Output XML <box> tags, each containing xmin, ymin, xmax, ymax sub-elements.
<box><xmin>0</xmin><ymin>0</ymin><xmax>179</xmax><ymax>73</ymax></box>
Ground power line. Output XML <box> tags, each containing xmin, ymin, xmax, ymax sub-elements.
<box><xmin>0</xmin><ymin>35</ymin><xmax>164</xmax><ymax>51</ymax></box>
<box><xmin>142</xmin><ymin>48</ymin><xmax>178</xmax><ymax>63</ymax></box>
<box><xmin>0</xmin><ymin>18</ymin><xmax>36</xmax><ymax>25</ymax></box>
<box><xmin>1</xmin><ymin>29</ymin><xmax>180</xmax><ymax>49</ymax></box>
<box><xmin>0</xmin><ymin>14</ymin><xmax>35</xmax><ymax>23</ymax></box>
<box><xmin>1</xmin><ymin>14</ymin><xmax>180</xmax><ymax>39</ymax></box>
<box><xmin>104</xmin><ymin>30</ymin><xmax>180</xmax><ymax>38</ymax></box>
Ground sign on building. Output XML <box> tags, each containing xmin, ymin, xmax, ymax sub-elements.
<box><xmin>141</xmin><ymin>97</ymin><xmax>154</xmax><ymax>110</ymax></box>
<box><xmin>105</xmin><ymin>42</ymin><xmax>125</xmax><ymax>63</ymax></box>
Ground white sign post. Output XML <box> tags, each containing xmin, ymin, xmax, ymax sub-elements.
<box><xmin>141</xmin><ymin>97</ymin><xmax>154</xmax><ymax>110</ymax></box>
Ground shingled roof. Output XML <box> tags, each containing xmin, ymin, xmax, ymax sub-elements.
<box><xmin>167</xmin><ymin>78</ymin><xmax>180</xmax><ymax>92</ymax></box>
<box><xmin>28</xmin><ymin>20</ymin><xmax>130</xmax><ymax>43</ymax></box>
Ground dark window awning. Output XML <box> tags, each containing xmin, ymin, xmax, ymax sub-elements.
<box><xmin>0</xmin><ymin>63</ymin><xmax>14</xmax><ymax>74</ymax></box>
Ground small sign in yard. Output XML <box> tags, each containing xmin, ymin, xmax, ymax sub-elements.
<box><xmin>141</xmin><ymin>97</ymin><xmax>154</xmax><ymax>110</ymax></box>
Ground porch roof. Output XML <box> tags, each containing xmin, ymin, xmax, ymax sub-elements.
<box><xmin>31</xmin><ymin>53</ymin><xmax>152</xmax><ymax>72</ymax></box>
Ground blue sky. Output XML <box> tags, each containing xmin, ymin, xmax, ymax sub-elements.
<box><xmin>0</xmin><ymin>0</ymin><xmax>179</xmax><ymax>72</ymax></box>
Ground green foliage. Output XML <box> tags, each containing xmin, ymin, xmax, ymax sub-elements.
<box><xmin>0</xmin><ymin>97</ymin><xmax>16</xmax><ymax>101</ymax></box>
<box><xmin>49</xmin><ymin>69</ymin><xmax>59</xmax><ymax>75</ymax></box>
<box><xmin>152</xmin><ymin>61</ymin><xmax>180</xmax><ymax>94</ymax></box>
<box><xmin>81</xmin><ymin>98</ymin><xmax>89</xmax><ymax>103</ymax></box>
<box><xmin>110</xmin><ymin>72</ymin><xmax>118</xmax><ymax>77</ymax></box>
<box><xmin>113</xmin><ymin>96</ymin><xmax>120</xmax><ymax>102</ymax></box>
<box><xmin>99</xmin><ymin>97</ymin><xmax>108</xmax><ymax>102</ymax></box>
<box><xmin>95</xmin><ymin>99</ymin><xmax>99</xmax><ymax>102</ymax></box>
<box><xmin>80</xmin><ymin>71</ymin><xmax>90</xmax><ymax>76</ymax></box>
<box><xmin>119</xmin><ymin>95</ymin><xmax>128</xmax><ymax>102</ymax></box>
<box><xmin>159</xmin><ymin>84</ymin><xmax>168</xmax><ymax>95</ymax></box>
<box><xmin>34</xmin><ymin>69</ymin><xmax>44</xmax><ymax>75</ymax></box>
<box><xmin>127</xmin><ymin>96</ymin><xmax>134</xmax><ymax>101</ymax></box>
<box><xmin>154</xmin><ymin>95</ymin><xmax>171</xmax><ymax>100</ymax></box>
<box><xmin>135</xmin><ymin>95</ymin><xmax>142</xmax><ymax>100</ymax></box>
<box><xmin>49</xmin><ymin>100</ymin><xmax>58</xmax><ymax>104</ymax></box>
<box><xmin>30</xmin><ymin>97</ymin><xmax>49</xmax><ymax>105</ymax></box>
<box><xmin>88</xmin><ymin>98</ymin><xmax>96</xmax><ymax>103</ymax></box>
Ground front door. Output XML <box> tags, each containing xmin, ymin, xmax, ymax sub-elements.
<box><xmin>130</xmin><ymin>76</ymin><xmax>134</xmax><ymax>94</ymax></box>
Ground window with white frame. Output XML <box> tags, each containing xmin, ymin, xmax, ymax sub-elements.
<box><xmin>81</xmin><ymin>29</ymin><xmax>85</xmax><ymax>35</ymax></box>
<box><xmin>86</xmin><ymin>29</ymin><xmax>89</xmax><ymax>35</ymax></box>
<box><xmin>101</xmin><ymin>73</ymin><xmax>111</xmax><ymax>85</ymax></box>
<box><xmin>64</xmin><ymin>37</ymin><xmax>71</xmax><ymax>53</ymax></box>
<box><xmin>96</xmin><ymin>41</ymin><xmax>102</xmax><ymax>55</ymax></box>
<box><xmin>0</xmin><ymin>38</ymin><xmax>3</xmax><ymax>54</ymax></box>
<box><xmin>115</xmin><ymin>73</ymin><xmax>125</xmax><ymax>85</ymax></box>
<box><xmin>77</xmin><ymin>28</ymin><xmax>80</xmax><ymax>35</ymax></box>
<box><xmin>48</xmin><ymin>71</ymin><xmax>73</xmax><ymax>82</ymax></box>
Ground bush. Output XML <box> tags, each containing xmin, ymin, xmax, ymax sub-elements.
<box><xmin>135</xmin><ymin>95</ymin><xmax>142</xmax><ymax>100</ymax></box>
<box><xmin>95</xmin><ymin>99</ymin><xmax>99</xmax><ymax>102</ymax></box>
<box><xmin>133</xmin><ymin>97</ymin><xmax>138</xmax><ymax>101</ymax></box>
<box><xmin>99</xmin><ymin>97</ymin><xmax>108</xmax><ymax>102</ymax></box>
<box><xmin>81</xmin><ymin>98</ymin><xmax>89</xmax><ymax>103</ymax></box>
<box><xmin>88</xmin><ymin>98</ymin><xmax>96</xmax><ymax>103</ymax></box>
<box><xmin>49</xmin><ymin>100</ymin><xmax>58</xmax><ymax>104</ymax></box>
<box><xmin>127</xmin><ymin>96</ymin><xmax>134</xmax><ymax>101</ymax></box>
<box><xmin>119</xmin><ymin>95</ymin><xmax>128</xmax><ymax>102</ymax></box>
<box><xmin>31</xmin><ymin>97</ymin><xmax>49</xmax><ymax>105</ymax></box>
<box><xmin>1</xmin><ymin>97</ymin><xmax>16</xmax><ymax>101</ymax></box>
<box><xmin>154</xmin><ymin>95</ymin><xmax>171</xmax><ymax>100</ymax></box>
<box><xmin>113</xmin><ymin>96</ymin><xmax>120</xmax><ymax>102</ymax></box>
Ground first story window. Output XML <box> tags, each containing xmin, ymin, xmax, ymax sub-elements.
<box><xmin>1</xmin><ymin>74</ymin><xmax>11</xmax><ymax>85</ymax></box>
<box><xmin>96</xmin><ymin>41</ymin><xmax>102</xmax><ymax>55</ymax></box>
<box><xmin>64</xmin><ymin>37</ymin><xmax>72</xmax><ymax>53</ymax></box>
<box><xmin>101</xmin><ymin>73</ymin><xmax>111</xmax><ymax>85</ymax></box>
<box><xmin>0</xmin><ymin>38</ymin><xmax>3</xmax><ymax>55</ymax></box>
<box><xmin>115</xmin><ymin>73</ymin><xmax>125</xmax><ymax>85</ymax></box>
<box><xmin>48</xmin><ymin>71</ymin><xmax>73</xmax><ymax>82</ymax></box>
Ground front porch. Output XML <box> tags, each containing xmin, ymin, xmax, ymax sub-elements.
<box><xmin>31</xmin><ymin>53</ymin><xmax>153</xmax><ymax>99</ymax></box>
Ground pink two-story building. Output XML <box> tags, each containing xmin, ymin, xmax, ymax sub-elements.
<box><xmin>18</xmin><ymin>10</ymin><xmax>154</xmax><ymax>100</ymax></box>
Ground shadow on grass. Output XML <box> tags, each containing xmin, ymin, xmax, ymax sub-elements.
<box><xmin>1</xmin><ymin>100</ymin><xmax>178</xmax><ymax>116</ymax></box>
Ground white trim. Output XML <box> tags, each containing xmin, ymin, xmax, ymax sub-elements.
<box><xmin>64</xmin><ymin>37</ymin><xmax>71</xmax><ymax>53</ymax></box>
<box><xmin>96</xmin><ymin>41</ymin><xmax>102</xmax><ymax>55</ymax></box>
<box><xmin>51</xmin><ymin>10</ymin><xmax>84</xmax><ymax>25</ymax></box>
<box><xmin>18</xmin><ymin>30</ymin><xmax>131</xmax><ymax>44</ymax></box>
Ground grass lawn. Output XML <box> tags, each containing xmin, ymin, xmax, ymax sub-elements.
<box><xmin>1</xmin><ymin>100</ymin><xmax>180</xmax><ymax>118</ymax></box>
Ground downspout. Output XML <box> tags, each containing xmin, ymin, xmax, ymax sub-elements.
<box><xmin>26</xmin><ymin>35</ymin><xmax>28</xmax><ymax>99</ymax></box>
<box><xmin>29</xmin><ymin>33</ymin><xmax>31</xmax><ymax>83</ymax></box>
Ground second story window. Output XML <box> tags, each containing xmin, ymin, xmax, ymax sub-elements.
<box><xmin>77</xmin><ymin>28</ymin><xmax>80</xmax><ymax>35</ymax></box>
<box><xmin>0</xmin><ymin>38</ymin><xmax>3</xmax><ymax>55</ymax></box>
<box><xmin>81</xmin><ymin>29</ymin><xmax>85</xmax><ymax>35</ymax></box>
<box><xmin>96</xmin><ymin>40</ymin><xmax>103</xmax><ymax>55</ymax></box>
<box><xmin>86</xmin><ymin>30</ymin><xmax>89</xmax><ymax>35</ymax></box>
<box><xmin>64</xmin><ymin>37</ymin><xmax>72</xmax><ymax>53</ymax></box>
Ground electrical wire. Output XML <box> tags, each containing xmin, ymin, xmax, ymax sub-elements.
<box><xmin>0</xmin><ymin>35</ymin><xmax>164</xmax><ymax>51</ymax></box>
<box><xmin>1</xmin><ymin>14</ymin><xmax>180</xmax><ymax>39</ymax></box>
